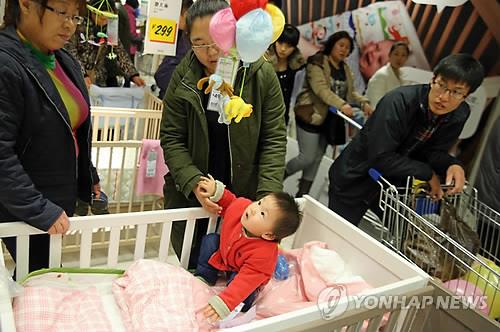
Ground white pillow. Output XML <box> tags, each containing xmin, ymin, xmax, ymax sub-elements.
<box><xmin>310</xmin><ymin>246</ymin><xmax>353</xmax><ymax>284</ymax></box>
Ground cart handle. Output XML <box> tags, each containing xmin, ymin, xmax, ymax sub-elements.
<box><xmin>368</xmin><ymin>168</ymin><xmax>382</xmax><ymax>182</ymax></box>
<box><xmin>328</xmin><ymin>106</ymin><xmax>363</xmax><ymax>130</ymax></box>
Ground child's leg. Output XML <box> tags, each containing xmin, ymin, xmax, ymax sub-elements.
<box><xmin>226</xmin><ymin>272</ymin><xmax>259</xmax><ymax>312</ymax></box>
<box><xmin>195</xmin><ymin>233</ymin><xmax>220</xmax><ymax>285</ymax></box>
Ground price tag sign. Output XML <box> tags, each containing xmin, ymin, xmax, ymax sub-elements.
<box><xmin>149</xmin><ymin>17</ymin><xmax>177</xmax><ymax>44</ymax></box>
<box><xmin>144</xmin><ymin>0</ymin><xmax>182</xmax><ymax>56</ymax></box>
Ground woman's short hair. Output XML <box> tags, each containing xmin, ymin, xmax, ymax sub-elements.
<box><xmin>389</xmin><ymin>41</ymin><xmax>410</xmax><ymax>55</ymax></box>
<box><xmin>2</xmin><ymin>0</ymin><xmax>86</xmax><ymax>27</ymax></box>
<box><xmin>185</xmin><ymin>0</ymin><xmax>229</xmax><ymax>36</ymax></box>
<box><xmin>276</xmin><ymin>24</ymin><xmax>300</xmax><ymax>47</ymax></box>
<box><xmin>322</xmin><ymin>31</ymin><xmax>354</xmax><ymax>56</ymax></box>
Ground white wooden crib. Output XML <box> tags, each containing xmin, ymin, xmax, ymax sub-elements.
<box><xmin>0</xmin><ymin>196</ymin><xmax>433</xmax><ymax>332</ymax></box>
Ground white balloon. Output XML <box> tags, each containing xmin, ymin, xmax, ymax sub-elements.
<box><xmin>235</xmin><ymin>9</ymin><xmax>273</xmax><ymax>64</ymax></box>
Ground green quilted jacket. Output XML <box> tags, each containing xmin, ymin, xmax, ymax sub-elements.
<box><xmin>160</xmin><ymin>51</ymin><xmax>287</xmax><ymax>208</ymax></box>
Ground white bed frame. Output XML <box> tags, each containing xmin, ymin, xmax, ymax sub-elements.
<box><xmin>0</xmin><ymin>196</ymin><xmax>432</xmax><ymax>332</ymax></box>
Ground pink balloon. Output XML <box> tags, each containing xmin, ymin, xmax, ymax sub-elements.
<box><xmin>443</xmin><ymin>279</ymin><xmax>489</xmax><ymax>315</ymax></box>
<box><xmin>209</xmin><ymin>8</ymin><xmax>237</xmax><ymax>54</ymax></box>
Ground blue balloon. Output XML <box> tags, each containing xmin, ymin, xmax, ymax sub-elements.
<box><xmin>235</xmin><ymin>8</ymin><xmax>273</xmax><ymax>64</ymax></box>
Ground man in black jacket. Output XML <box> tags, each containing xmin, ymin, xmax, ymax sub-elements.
<box><xmin>328</xmin><ymin>54</ymin><xmax>484</xmax><ymax>226</ymax></box>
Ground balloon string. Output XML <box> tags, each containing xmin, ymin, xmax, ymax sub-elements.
<box><xmin>239</xmin><ymin>67</ymin><xmax>247</xmax><ymax>98</ymax></box>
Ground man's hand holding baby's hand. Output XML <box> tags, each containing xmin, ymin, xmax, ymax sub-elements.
<box><xmin>203</xmin><ymin>304</ymin><xmax>221</xmax><ymax>323</ymax></box>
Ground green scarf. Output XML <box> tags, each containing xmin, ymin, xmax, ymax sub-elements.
<box><xmin>17</xmin><ymin>29</ymin><xmax>56</xmax><ymax>70</ymax></box>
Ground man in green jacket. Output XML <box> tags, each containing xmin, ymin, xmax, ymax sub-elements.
<box><xmin>160</xmin><ymin>0</ymin><xmax>286</xmax><ymax>267</ymax></box>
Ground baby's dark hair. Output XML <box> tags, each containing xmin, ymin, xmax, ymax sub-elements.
<box><xmin>269</xmin><ymin>192</ymin><xmax>302</xmax><ymax>240</ymax></box>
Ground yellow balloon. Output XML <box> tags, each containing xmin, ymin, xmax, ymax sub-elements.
<box><xmin>265</xmin><ymin>4</ymin><xmax>285</xmax><ymax>43</ymax></box>
<box><xmin>464</xmin><ymin>256</ymin><xmax>500</xmax><ymax>319</ymax></box>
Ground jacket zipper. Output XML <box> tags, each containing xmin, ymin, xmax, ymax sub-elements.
<box><xmin>180</xmin><ymin>80</ymin><xmax>234</xmax><ymax>180</ymax></box>
<box><xmin>20</xmin><ymin>137</ymin><xmax>32</xmax><ymax>158</ymax></box>
<box><xmin>227</xmin><ymin>126</ymin><xmax>233</xmax><ymax>183</ymax></box>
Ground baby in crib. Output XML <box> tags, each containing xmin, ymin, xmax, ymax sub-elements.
<box><xmin>195</xmin><ymin>175</ymin><xmax>301</xmax><ymax>322</ymax></box>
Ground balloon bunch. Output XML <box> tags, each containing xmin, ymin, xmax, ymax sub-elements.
<box><xmin>198</xmin><ymin>1</ymin><xmax>285</xmax><ymax>124</ymax></box>
<box><xmin>209</xmin><ymin>0</ymin><xmax>285</xmax><ymax>65</ymax></box>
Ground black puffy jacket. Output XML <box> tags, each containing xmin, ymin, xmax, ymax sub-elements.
<box><xmin>0</xmin><ymin>26</ymin><xmax>94</xmax><ymax>230</ymax></box>
<box><xmin>330</xmin><ymin>84</ymin><xmax>469</xmax><ymax>199</ymax></box>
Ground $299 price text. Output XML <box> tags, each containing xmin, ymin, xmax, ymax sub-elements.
<box><xmin>148</xmin><ymin>17</ymin><xmax>177</xmax><ymax>44</ymax></box>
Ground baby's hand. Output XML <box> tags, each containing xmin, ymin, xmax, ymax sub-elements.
<box><xmin>203</xmin><ymin>303</ymin><xmax>221</xmax><ymax>322</ymax></box>
<box><xmin>198</xmin><ymin>174</ymin><xmax>216</xmax><ymax>196</ymax></box>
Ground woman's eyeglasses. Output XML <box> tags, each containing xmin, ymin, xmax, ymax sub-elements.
<box><xmin>41</xmin><ymin>3</ymin><xmax>85</xmax><ymax>25</ymax></box>
<box><xmin>191</xmin><ymin>43</ymin><xmax>219</xmax><ymax>53</ymax></box>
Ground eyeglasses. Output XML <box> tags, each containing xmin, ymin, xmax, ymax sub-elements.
<box><xmin>191</xmin><ymin>42</ymin><xmax>219</xmax><ymax>53</ymax></box>
<box><xmin>42</xmin><ymin>3</ymin><xmax>85</xmax><ymax>25</ymax></box>
<box><xmin>431</xmin><ymin>79</ymin><xmax>467</xmax><ymax>100</ymax></box>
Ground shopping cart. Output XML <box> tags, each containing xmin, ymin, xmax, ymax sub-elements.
<box><xmin>369</xmin><ymin>168</ymin><xmax>500</xmax><ymax>320</ymax></box>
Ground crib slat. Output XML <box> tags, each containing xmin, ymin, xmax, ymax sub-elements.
<box><xmin>16</xmin><ymin>236</ymin><xmax>30</xmax><ymax>280</ymax></box>
<box><xmin>365</xmin><ymin>314</ymin><xmax>384</xmax><ymax>332</ymax></box>
<box><xmin>346</xmin><ymin>321</ymin><xmax>363</xmax><ymax>332</ymax></box>
<box><xmin>79</xmin><ymin>230</ymin><xmax>93</xmax><ymax>268</ymax></box>
<box><xmin>134</xmin><ymin>224</ymin><xmax>148</xmax><ymax>260</ymax></box>
<box><xmin>180</xmin><ymin>219</ymin><xmax>196</xmax><ymax>269</ymax></box>
<box><xmin>384</xmin><ymin>310</ymin><xmax>401</xmax><ymax>332</ymax></box>
<box><xmin>128</xmin><ymin>146</ymin><xmax>141</xmax><ymax>213</ymax></box>
<box><xmin>107</xmin><ymin>227</ymin><xmax>121</xmax><ymax>267</ymax></box>
<box><xmin>113</xmin><ymin>118</ymin><xmax>120</xmax><ymax>141</ymax></box>
<box><xmin>206</xmin><ymin>216</ymin><xmax>218</xmax><ymax>234</ymax></box>
<box><xmin>158</xmin><ymin>221</ymin><xmax>173</xmax><ymax>262</ymax></box>
<box><xmin>103</xmin><ymin>116</ymin><xmax>110</xmax><ymax>141</ymax></box>
<box><xmin>48</xmin><ymin>235</ymin><xmax>62</xmax><ymax>268</ymax></box>
<box><xmin>114</xmin><ymin>147</ymin><xmax>127</xmax><ymax>214</ymax></box>
<box><xmin>400</xmin><ymin>307</ymin><xmax>418</xmax><ymax>332</ymax></box>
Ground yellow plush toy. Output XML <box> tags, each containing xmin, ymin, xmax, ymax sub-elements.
<box><xmin>197</xmin><ymin>74</ymin><xmax>253</xmax><ymax>124</ymax></box>
<box><xmin>224</xmin><ymin>96</ymin><xmax>253</xmax><ymax>123</ymax></box>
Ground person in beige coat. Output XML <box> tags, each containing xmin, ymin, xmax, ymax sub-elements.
<box><xmin>366</xmin><ymin>41</ymin><xmax>410</xmax><ymax>107</ymax></box>
<box><xmin>285</xmin><ymin>31</ymin><xmax>372</xmax><ymax>197</ymax></box>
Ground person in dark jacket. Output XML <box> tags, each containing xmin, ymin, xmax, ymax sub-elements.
<box><xmin>154</xmin><ymin>0</ymin><xmax>192</xmax><ymax>99</ymax></box>
<box><xmin>0</xmin><ymin>0</ymin><xmax>98</xmax><ymax>274</ymax></box>
<box><xmin>328</xmin><ymin>54</ymin><xmax>485</xmax><ymax>226</ymax></box>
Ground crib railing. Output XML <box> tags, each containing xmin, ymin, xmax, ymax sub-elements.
<box><xmin>144</xmin><ymin>89</ymin><xmax>164</xmax><ymax>111</ymax></box>
<box><xmin>91</xmin><ymin>107</ymin><xmax>162</xmax><ymax>142</ymax></box>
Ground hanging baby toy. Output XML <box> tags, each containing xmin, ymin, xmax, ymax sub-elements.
<box><xmin>196</xmin><ymin>0</ymin><xmax>285</xmax><ymax>124</ymax></box>
<box><xmin>84</xmin><ymin>0</ymin><xmax>119</xmax><ymax>60</ymax></box>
